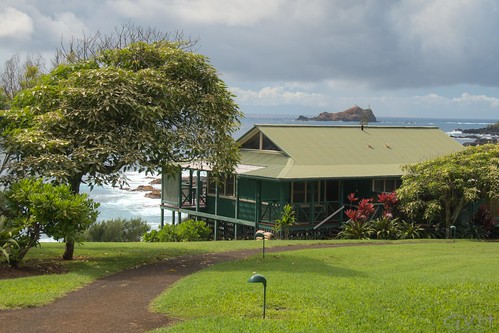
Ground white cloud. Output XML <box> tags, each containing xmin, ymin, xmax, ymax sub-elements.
<box><xmin>411</xmin><ymin>93</ymin><xmax>451</xmax><ymax>105</ymax></box>
<box><xmin>452</xmin><ymin>93</ymin><xmax>499</xmax><ymax>107</ymax></box>
<box><xmin>37</xmin><ymin>11</ymin><xmax>86</xmax><ymax>40</ymax></box>
<box><xmin>230</xmin><ymin>85</ymin><xmax>329</xmax><ymax>107</ymax></box>
<box><xmin>109</xmin><ymin>0</ymin><xmax>295</xmax><ymax>26</ymax></box>
<box><xmin>409</xmin><ymin>92</ymin><xmax>499</xmax><ymax>108</ymax></box>
<box><xmin>172</xmin><ymin>0</ymin><xmax>285</xmax><ymax>26</ymax></box>
<box><xmin>0</xmin><ymin>7</ymin><xmax>33</xmax><ymax>39</ymax></box>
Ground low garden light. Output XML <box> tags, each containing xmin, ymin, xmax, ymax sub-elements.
<box><xmin>248</xmin><ymin>273</ymin><xmax>267</xmax><ymax>319</ymax></box>
<box><xmin>450</xmin><ymin>225</ymin><xmax>456</xmax><ymax>242</ymax></box>
<box><xmin>255</xmin><ymin>231</ymin><xmax>265</xmax><ymax>259</ymax></box>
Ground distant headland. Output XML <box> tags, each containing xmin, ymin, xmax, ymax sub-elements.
<box><xmin>297</xmin><ymin>105</ymin><xmax>377</xmax><ymax>122</ymax></box>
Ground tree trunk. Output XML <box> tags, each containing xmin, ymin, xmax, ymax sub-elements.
<box><xmin>444</xmin><ymin>201</ymin><xmax>451</xmax><ymax>239</ymax></box>
<box><xmin>62</xmin><ymin>240</ymin><xmax>75</xmax><ymax>260</ymax></box>
<box><xmin>69</xmin><ymin>173</ymin><xmax>83</xmax><ymax>194</ymax></box>
<box><xmin>61</xmin><ymin>174</ymin><xmax>83</xmax><ymax>261</ymax></box>
<box><xmin>10</xmin><ymin>223</ymin><xmax>41</xmax><ymax>267</ymax></box>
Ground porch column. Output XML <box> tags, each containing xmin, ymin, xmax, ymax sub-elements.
<box><xmin>160</xmin><ymin>208</ymin><xmax>165</xmax><ymax>228</ymax></box>
<box><xmin>214</xmin><ymin>181</ymin><xmax>219</xmax><ymax>241</ymax></box>
<box><xmin>255</xmin><ymin>180</ymin><xmax>262</xmax><ymax>229</ymax></box>
<box><xmin>235</xmin><ymin>176</ymin><xmax>240</xmax><ymax>220</ymax></box>
<box><xmin>195</xmin><ymin>169</ymin><xmax>201</xmax><ymax>212</ymax></box>
<box><xmin>279</xmin><ymin>182</ymin><xmax>286</xmax><ymax>209</ymax></box>
<box><xmin>177</xmin><ymin>169</ymin><xmax>183</xmax><ymax>208</ymax></box>
<box><xmin>234</xmin><ymin>176</ymin><xmax>240</xmax><ymax>240</ymax></box>
<box><xmin>310</xmin><ymin>181</ymin><xmax>316</xmax><ymax>225</ymax></box>
<box><xmin>189</xmin><ymin>169</ymin><xmax>194</xmax><ymax>204</ymax></box>
<box><xmin>339</xmin><ymin>180</ymin><xmax>345</xmax><ymax>223</ymax></box>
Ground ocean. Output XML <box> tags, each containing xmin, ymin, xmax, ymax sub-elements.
<box><xmin>81</xmin><ymin>114</ymin><xmax>498</xmax><ymax>230</ymax></box>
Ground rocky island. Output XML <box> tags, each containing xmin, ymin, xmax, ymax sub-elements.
<box><xmin>297</xmin><ymin>105</ymin><xmax>377</xmax><ymax>122</ymax></box>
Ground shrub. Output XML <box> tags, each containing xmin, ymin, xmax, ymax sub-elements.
<box><xmin>84</xmin><ymin>218</ymin><xmax>150</xmax><ymax>242</ymax></box>
<box><xmin>143</xmin><ymin>219</ymin><xmax>212</xmax><ymax>242</ymax></box>
<box><xmin>143</xmin><ymin>223</ymin><xmax>177</xmax><ymax>242</ymax></box>
<box><xmin>176</xmin><ymin>219</ymin><xmax>211</xmax><ymax>242</ymax></box>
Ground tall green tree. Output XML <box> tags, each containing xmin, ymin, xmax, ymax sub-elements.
<box><xmin>0</xmin><ymin>41</ymin><xmax>241</xmax><ymax>259</ymax></box>
<box><xmin>397</xmin><ymin>144</ymin><xmax>499</xmax><ymax>238</ymax></box>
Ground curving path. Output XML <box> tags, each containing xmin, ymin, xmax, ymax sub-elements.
<box><xmin>0</xmin><ymin>243</ymin><xmax>371</xmax><ymax>332</ymax></box>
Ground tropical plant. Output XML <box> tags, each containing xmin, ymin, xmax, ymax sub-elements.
<box><xmin>337</xmin><ymin>219</ymin><xmax>374</xmax><ymax>239</ymax></box>
<box><xmin>399</xmin><ymin>221</ymin><xmax>424</xmax><ymax>239</ymax></box>
<box><xmin>377</xmin><ymin>192</ymin><xmax>399</xmax><ymax>218</ymax></box>
<box><xmin>338</xmin><ymin>194</ymin><xmax>375</xmax><ymax>239</ymax></box>
<box><xmin>274</xmin><ymin>204</ymin><xmax>296</xmax><ymax>239</ymax></box>
<box><xmin>371</xmin><ymin>217</ymin><xmax>401</xmax><ymax>240</ymax></box>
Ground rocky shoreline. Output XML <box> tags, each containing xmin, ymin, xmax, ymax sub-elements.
<box><xmin>452</xmin><ymin>122</ymin><xmax>499</xmax><ymax>146</ymax></box>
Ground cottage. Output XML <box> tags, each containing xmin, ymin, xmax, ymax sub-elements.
<box><xmin>160</xmin><ymin>125</ymin><xmax>464</xmax><ymax>239</ymax></box>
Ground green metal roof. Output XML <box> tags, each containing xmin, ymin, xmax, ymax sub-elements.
<box><xmin>237</xmin><ymin>124</ymin><xmax>464</xmax><ymax>179</ymax></box>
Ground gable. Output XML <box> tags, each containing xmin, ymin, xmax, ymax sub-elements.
<box><xmin>239</xmin><ymin>128</ymin><xmax>281</xmax><ymax>151</ymax></box>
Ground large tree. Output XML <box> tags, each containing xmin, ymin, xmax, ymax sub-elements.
<box><xmin>0</xmin><ymin>41</ymin><xmax>241</xmax><ymax>259</ymax></box>
<box><xmin>397</xmin><ymin>144</ymin><xmax>499</xmax><ymax>238</ymax></box>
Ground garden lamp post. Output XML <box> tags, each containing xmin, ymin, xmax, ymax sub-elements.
<box><xmin>255</xmin><ymin>231</ymin><xmax>265</xmax><ymax>259</ymax></box>
<box><xmin>248</xmin><ymin>274</ymin><xmax>267</xmax><ymax>319</ymax></box>
<box><xmin>450</xmin><ymin>225</ymin><xmax>456</xmax><ymax>242</ymax></box>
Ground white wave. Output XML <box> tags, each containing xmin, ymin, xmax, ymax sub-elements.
<box><xmin>81</xmin><ymin>172</ymin><xmax>167</xmax><ymax>227</ymax></box>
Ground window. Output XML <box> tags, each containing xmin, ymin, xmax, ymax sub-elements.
<box><xmin>292</xmin><ymin>181</ymin><xmax>320</xmax><ymax>203</ymax></box>
<box><xmin>372</xmin><ymin>178</ymin><xmax>400</xmax><ymax>193</ymax></box>
<box><xmin>292</xmin><ymin>182</ymin><xmax>306</xmax><ymax>202</ymax></box>
<box><xmin>325</xmin><ymin>180</ymin><xmax>340</xmax><ymax>201</ymax></box>
<box><xmin>208</xmin><ymin>174</ymin><xmax>236</xmax><ymax>197</ymax></box>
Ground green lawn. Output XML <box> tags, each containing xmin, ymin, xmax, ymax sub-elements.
<box><xmin>0</xmin><ymin>239</ymin><xmax>327</xmax><ymax>309</ymax></box>
<box><xmin>2</xmin><ymin>240</ymin><xmax>497</xmax><ymax>332</ymax></box>
<box><xmin>150</xmin><ymin>241</ymin><xmax>499</xmax><ymax>333</ymax></box>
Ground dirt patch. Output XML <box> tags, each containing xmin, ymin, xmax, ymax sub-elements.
<box><xmin>0</xmin><ymin>260</ymin><xmax>68</xmax><ymax>280</ymax></box>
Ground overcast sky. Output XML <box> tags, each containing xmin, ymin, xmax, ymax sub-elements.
<box><xmin>1</xmin><ymin>0</ymin><xmax>499</xmax><ymax>119</ymax></box>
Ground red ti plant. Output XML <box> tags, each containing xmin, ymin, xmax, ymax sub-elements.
<box><xmin>377</xmin><ymin>192</ymin><xmax>399</xmax><ymax>219</ymax></box>
<box><xmin>347</xmin><ymin>192</ymin><xmax>359</xmax><ymax>205</ymax></box>
<box><xmin>344</xmin><ymin>193</ymin><xmax>374</xmax><ymax>222</ymax></box>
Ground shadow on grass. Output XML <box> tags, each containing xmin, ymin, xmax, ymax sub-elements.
<box><xmin>207</xmin><ymin>251</ymin><xmax>365</xmax><ymax>278</ymax></box>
